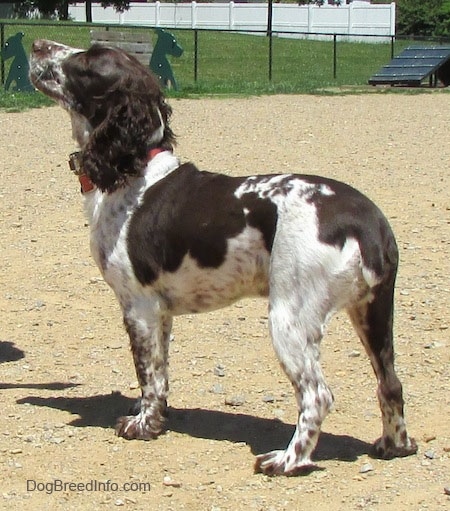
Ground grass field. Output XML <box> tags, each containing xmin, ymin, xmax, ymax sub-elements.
<box><xmin>0</xmin><ymin>20</ymin><xmax>448</xmax><ymax>110</ymax></box>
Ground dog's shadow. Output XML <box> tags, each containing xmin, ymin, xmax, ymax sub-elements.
<box><xmin>0</xmin><ymin>341</ymin><xmax>25</xmax><ymax>363</ymax></box>
<box><xmin>17</xmin><ymin>391</ymin><xmax>371</xmax><ymax>462</ymax></box>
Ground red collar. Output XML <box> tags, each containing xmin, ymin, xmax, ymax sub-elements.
<box><xmin>147</xmin><ymin>147</ymin><xmax>165</xmax><ymax>160</ymax></box>
<box><xmin>79</xmin><ymin>173</ymin><xmax>96</xmax><ymax>193</ymax></box>
<box><xmin>69</xmin><ymin>148</ymin><xmax>166</xmax><ymax>194</ymax></box>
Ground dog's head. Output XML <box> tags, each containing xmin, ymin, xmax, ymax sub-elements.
<box><xmin>30</xmin><ymin>39</ymin><xmax>175</xmax><ymax>192</ymax></box>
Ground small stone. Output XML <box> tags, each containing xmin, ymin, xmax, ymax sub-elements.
<box><xmin>10</xmin><ymin>449</ymin><xmax>22</xmax><ymax>455</ymax></box>
<box><xmin>210</xmin><ymin>383</ymin><xmax>225</xmax><ymax>394</ymax></box>
<box><xmin>114</xmin><ymin>499</ymin><xmax>125</xmax><ymax>506</ymax></box>
<box><xmin>348</xmin><ymin>350</ymin><xmax>361</xmax><ymax>358</ymax></box>
<box><xmin>273</xmin><ymin>408</ymin><xmax>285</xmax><ymax>419</ymax></box>
<box><xmin>225</xmin><ymin>395</ymin><xmax>245</xmax><ymax>407</ymax></box>
<box><xmin>262</xmin><ymin>395</ymin><xmax>275</xmax><ymax>403</ymax></box>
<box><xmin>423</xmin><ymin>434</ymin><xmax>436</xmax><ymax>443</ymax></box>
<box><xmin>359</xmin><ymin>463</ymin><xmax>374</xmax><ymax>474</ymax></box>
<box><xmin>424</xmin><ymin>450</ymin><xmax>435</xmax><ymax>459</ymax></box>
<box><xmin>49</xmin><ymin>437</ymin><xmax>65</xmax><ymax>444</ymax></box>
<box><xmin>444</xmin><ymin>487</ymin><xmax>450</xmax><ymax>496</ymax></box>
<box><xmin>213</xmin><ymin>365</ymin><xmax>225</xmax><ymax>377</ymax></box>
<box><xmin>163</xmin><ymin>476</ymin><xmax>181</xmax><ymax>488</ymax></box>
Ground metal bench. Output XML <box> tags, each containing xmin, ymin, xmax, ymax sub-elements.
<box><xmin>369</xmin><ymin>46</ymin><xmax>450</xmax><ymax>88</ymax></box>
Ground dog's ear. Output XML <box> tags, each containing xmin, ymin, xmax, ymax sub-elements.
<box><xmin>80</xmin><ymin>53</ymin><xmax>175</xmax><ymax>193</ymax></box>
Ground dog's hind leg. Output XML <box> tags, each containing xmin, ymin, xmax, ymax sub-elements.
<box><xmin>347</xmin><ymin>276</ymin><xmax>417</xmax><ymax>460</ymax></box>
<box><xmin>255</xmin><ymin>289</ymin><xmax>335</xmax><ymax>476</ymax></box>
<box><xmin>115</xmin><ymin>298</ymin><xmax>172</xmax><ymax>440</ymax></box>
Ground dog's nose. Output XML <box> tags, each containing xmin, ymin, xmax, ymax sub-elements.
<box><xmin>32</xmin><ymin>39</ymin><xmax>44</xmax><ymax>51</ymax></box>
<box><xmin>32</xmin><ymin>39</ymin><xmax>48</xmax><ymax>55</ymax></box>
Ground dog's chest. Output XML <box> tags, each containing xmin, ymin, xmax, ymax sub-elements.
<box><xmin>84</xmin><ymin>188</ymin><xmax>137</xmax><ymax>291</ymax></box>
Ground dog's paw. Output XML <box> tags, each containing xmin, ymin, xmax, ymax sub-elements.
<box><xmin>371</xmin><ymin>436</ymin><xmax>418</xmax><ymax>460</ymax></box>
<box><xmin>128</xmin><ymin>397</ymin><xmax>168</xmax><ymax>417</ymax></box>
<box><xmin>115</xmin><ymin>412</ymin><xmax>165</xmax><ymax>440</ymax></box>
<box><xmin>254</xmin><ymin>450</ymin><xmax>318</xmax><ymax>477</ymax></box>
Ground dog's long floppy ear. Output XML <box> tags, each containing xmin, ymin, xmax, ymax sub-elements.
<box><xmin>75</xmin><ymin>48</ymin><xmax>175</xmax><ymax>193</ymax></box>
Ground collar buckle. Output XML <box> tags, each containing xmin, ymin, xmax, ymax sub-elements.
<box><xmin>68</xmin><ymin>151</ymin><xmax>95</xmax><ymax>193</ymax></box>
<box><xmin>69</xmin><ymin>151</ymin><xmax>83</xmax><ymax>176</ymax></box>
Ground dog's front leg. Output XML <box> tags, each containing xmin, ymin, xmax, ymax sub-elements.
<box><xmin>115</xmin><ymin>299</ymin><xmax>172</xmax><ymax>440</ymax></box>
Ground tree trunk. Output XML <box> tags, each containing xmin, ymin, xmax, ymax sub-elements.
<box><xmin>59</xmin><ymin>0</ymin><xmax>69</xmax><ymax>20</ymax></box>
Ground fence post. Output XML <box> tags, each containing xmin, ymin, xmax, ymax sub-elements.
<box><xmin>192</xmin><ymin>1</ymin><xmax>197</xmax><ymax>29</ymax></box>
<box><xmin>0</xmin><ymin>23</ymin><xmax>4</xmax><ymax>87</ymax></box>
<box><xmin>194</xmin><ymin>29</ymin><xmax>198</xmax><ymax>82</ymax></box>
<box><xmin>390</xmin><ymin>1</ymin><xmax>396</xmax><ymax>41</ymax></box>
<box><xmin>268</xmin><ymin>30</ymin><xmax>273</xmax><ymax>81</ymax></box>
<box><xmin>348</xmin><ymin>1</ymin><xmax>354</xmax><ymax>35</ymax></box>
<box><xmin>307</xmin><ymin>3</ymin><xmax>313</xmax><ymax>35</ymax></box>
<box><xmin>229</xmin><ymin>1</ymin><xmax>234</xmax><ymax>31</ymax></box>
<box><xmin>267</xmin><ymin>0</ymin><xmax>273</xmax><ymax>80</ymax></box>
<box><xmin>155</xmin><ymin>1</ymin><xmax>160</xmax><ymax>28</ymax></box>
<box><xmin>333</xmin><ymin>34</ymin><xmax>337</xmax><ymax>79</ymax></box>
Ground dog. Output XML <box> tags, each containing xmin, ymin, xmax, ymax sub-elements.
<box><xmin>29</xmin><ymin>39</ymin><xmax>417</xmax><ymax>476</ymax></box>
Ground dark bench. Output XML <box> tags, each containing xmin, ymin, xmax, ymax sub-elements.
<box><xmin>90</xmin><ymin>30</ymin><xmax>153</xmax><ymax>66</ymax></box>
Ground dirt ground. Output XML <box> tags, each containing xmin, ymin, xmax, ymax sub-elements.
<box><xmin>0</xmin><ymin>93</ymin><xmax>449</xmax><ymax>511</ymax></box>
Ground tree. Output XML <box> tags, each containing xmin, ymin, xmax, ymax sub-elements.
<box><xmin>436</xmin><ymin>0</ymin><xmax>450</xmax><ymax>36</ymax></box>
<box><xmin>396</xmin><ymin>0</ymin><xmax>450</xmax><ymax>37</ymax></box>
<box><xmin>13</xmin><ymin>1</ymin><xmax>130</xmax><ymax>21</ymax></box>
<box><xmin>297</xmin><ymin>1</ymin><xmax>342</xmax><ymax>5</ymax></box>
<box><xmin>85</xmin><ymin>1</ymin><xmax>129</xmax><ymax>22</ymax></box>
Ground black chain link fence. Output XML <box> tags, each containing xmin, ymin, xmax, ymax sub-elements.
<box><xmin>1</xmin><ymin>20</ymin><xmax>449</xmax><ymax>93</ymax></box>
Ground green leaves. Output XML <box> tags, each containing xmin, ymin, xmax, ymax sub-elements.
<box><xmin>396</xmin><ymin>0</ymin><xmax>450</xmax><ymax>37</ymax></box>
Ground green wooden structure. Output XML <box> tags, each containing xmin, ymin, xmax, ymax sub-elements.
<box><xmin>150</xmin><ymin>29</ymin><xmax>183</xmax><ymax>90</ymax></box>
<box><xmin>1</xmin><ymin>32</ymin><xmax>34</xmax><ymax>92</ymax></box>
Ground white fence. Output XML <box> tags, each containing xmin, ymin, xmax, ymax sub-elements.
<box><xmin>69</xmin><ymin>2</ymin><xmax>396</xmax><ymax>42</ymax></box>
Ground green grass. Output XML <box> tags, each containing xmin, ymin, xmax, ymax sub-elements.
<box><xmin>0</xmin><ymin>90</ymin><xmax>52</xmax><ymax>112</ymax></box>
<box><xmin>170</xmin><ymin>31</ymin><xmax>395</xmax><ymax>93</ymax></box>
<box><xmin>1</xmin><ymin>20</ymin><xmax>448</xmax><ymax>111</ymax></box>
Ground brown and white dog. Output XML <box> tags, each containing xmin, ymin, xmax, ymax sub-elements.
<box><xmin>29</xmin><ymin>39</ymin><xmax>417</xmax><ymax>476</ymax></box>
